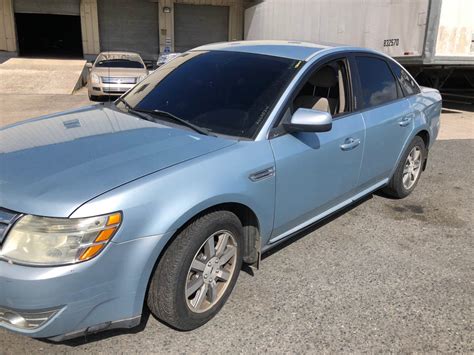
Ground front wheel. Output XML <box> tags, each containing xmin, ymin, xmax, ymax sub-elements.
<box><xmin>147</xmin><ymin>210</ymin><xmax>243</xmax><ymax>330</ymax></box>
<box><xmin>383</xmin><ymin>136</ymin><xmax>426</xmax><ymax>198</ymax></box>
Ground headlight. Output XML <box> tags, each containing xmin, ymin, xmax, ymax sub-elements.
<box><xmin>0</xmin><ymin>212</ymin><xmax>121</xmax><ymax>266</ymax></box>
<box><xmin>91</xmin><ymin>73</ymin><xmax>100</xmax><ymax>84</ymax></box>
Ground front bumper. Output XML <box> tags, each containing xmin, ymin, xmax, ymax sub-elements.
<box><xmin>0</xmin><ymin>233</ymin><xmax>166</xmax><ymax>341</ymax></box>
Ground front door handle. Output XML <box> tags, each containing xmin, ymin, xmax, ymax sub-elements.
<box><xmin>340</xmin><ymin>137</ymin><xmax>361</xmax><ymax>151</ymax></box>
<box><xmin>399</xmin><ymin>113</ymin><xmax>415</xmax><ymax>127</ymax></box>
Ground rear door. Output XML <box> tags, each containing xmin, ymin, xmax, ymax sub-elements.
<box><xmin>353</xmin><ymin>55</ymin><xmax>414</xmax><ymax>189</ymax></box>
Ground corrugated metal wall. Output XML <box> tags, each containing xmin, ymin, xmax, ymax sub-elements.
<box><xmin>14</xmin><ymin>0</ymin><xmax>80</xmax><ymax>15</ymax></box>
<box><xmin>97</xmin><ymin>0</ymin><xmax>159</xmax><ymax>60</ymax></box>
<box><xmin>174</xmin><ymin>4</ymin><xmax>229</xmax><ymax>52</ymax></box>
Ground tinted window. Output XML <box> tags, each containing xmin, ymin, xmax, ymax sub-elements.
<box><xmin>390</xmin><ymin>62</ymin><xmax>420</xmax><ymax>96</ymax></box>
<box><xmin>123</xmin><ymin>51</ymin><xmax>301</xmax><ymax>138</ymax></box>
<box><xmin>356</xmin><ymin>56</ymin><xmax>398</xmax><ymax>109</ymax></box>
<box><xmin>95</xmin><ymin>59</ymin><xmax>144</xmax><ymax>68</ymax></box>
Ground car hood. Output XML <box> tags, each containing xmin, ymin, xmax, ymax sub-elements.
<box><xmin>0</xmin><ymin>105</ymin><xmax>236</xmax><ymax>217</ymax></box>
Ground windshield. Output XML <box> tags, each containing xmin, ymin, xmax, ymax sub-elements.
<box><xmin>95</xmin><ymin>54</ymin><xmax>144</xmax><ymax>69</ymax></box>
<box><xmin>121</xmin><ymin>51</ymin><xmax>302</xmax><ymax>138</ymax></box>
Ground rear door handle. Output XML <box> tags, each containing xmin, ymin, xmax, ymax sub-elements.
<box><xmin>399</xmin><ymin>113</ymin><xmax>415</xmax><ymax>127</ymax></box>
<box><xmin>340</xmin><ymin>137</ymin><xmax>361</xmax><ymax>151</ymax></box>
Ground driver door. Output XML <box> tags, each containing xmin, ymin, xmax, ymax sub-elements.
<box><xmin>269</xmin><ymin>57</ymin><xmax>365</xmax><ymax>243</ymax></box>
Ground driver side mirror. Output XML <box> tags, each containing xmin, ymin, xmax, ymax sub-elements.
<box><xmin>283</xmin><ymin>108</ymin><xmax>333</xmax><ymax>133</ymax></box>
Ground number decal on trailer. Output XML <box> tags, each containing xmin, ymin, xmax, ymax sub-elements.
<box><xmin>383</xmin><ymin>39</ymin><xmax>399</xmax><ymax>47</ymax></box>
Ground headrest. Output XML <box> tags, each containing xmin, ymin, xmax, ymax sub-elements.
<box><xmin>309</xmin><ymin>66</ymin><xmax>338</xmax><ymax>87</ymax></box>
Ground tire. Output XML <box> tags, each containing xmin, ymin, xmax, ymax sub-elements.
<box><xmin>383</xmin><ymin>136</ymin><xmax>426</xmax><ymax>199</ymax></box>
<box><xmin>88</xmin><ymin>94</ymin><xmax>99</xmax><ymax>101</ymax></box>
<box><xmin>147</xmin><ymin>210</ymin><xmax>243</xmax><ymax>330</ymax></box>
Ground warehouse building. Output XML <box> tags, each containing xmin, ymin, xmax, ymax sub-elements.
<box><xmin>0</xmin><ymin>0</ymin><xmax>254</xmax><ymax>62</ymax></box>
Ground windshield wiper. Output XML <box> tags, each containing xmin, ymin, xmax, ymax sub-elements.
<box><xmin>116</xmin><ymin>97</ymin><xmax>214</xmax><ymax>137</ymax></box>
<box><xmin>116</xmin><ymin>97</ymin><xmax>161</xmax><ymax>123</ymax></box>
<box><xmin>135</xmin><ymin>108</ymin><xmax>215</xmax><ymax>137</ymax></box>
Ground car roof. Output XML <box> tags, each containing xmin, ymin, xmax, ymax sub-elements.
<box><xmin>191</xmin><ymin>40</ymin><xmax>347</xmax><ymax>61</ymax></box>
<box><xmin>98</xmin><ymin>51</ymin><xmax>142</xmax><ymax>58</ymax></box>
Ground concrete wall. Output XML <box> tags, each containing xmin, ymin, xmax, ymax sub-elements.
<box><xmin>0</xmin><ymin>0</ymin><xmax>243</xmax><ymax>57</ymax></box>
<box><xmin>0</xmin><ymin>0</ymin><xmax>16</xmax><ymax>52</ymax></box>
<box><xmin>80</xmin><ymin>0</ymin><xmax>100</xmax><ymax>57</ymax></box>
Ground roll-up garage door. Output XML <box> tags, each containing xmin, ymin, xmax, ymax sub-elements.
<box><xmin>174</xmin><ymin>4</ymin><xmax>229</xmax><ymax>52</ymax></box>
<box><xmin>98</xmin><ymin>0</ymin><xmax>159</xmax><ymax>61</ymax></box>
<box><xmin>14</xmin><ymin>0</ymin><xmax>80</xmax><ymax>15</ymax></box>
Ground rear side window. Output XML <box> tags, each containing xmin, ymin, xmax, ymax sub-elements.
<box><xmin>390</xmin><ymin>62</ymin><xmax>420</xmax><ymax>96</ymax></box>
<box><xmin>355</xmin><ymin>56</ymin><xmax>399</xmax><ymax>109</ymax></box>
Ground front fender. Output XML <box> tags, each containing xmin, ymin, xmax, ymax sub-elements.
<box><xmin>70</xmin><ymin>140</ymin><xmax>276</xmax><ymax>244</ymax></box>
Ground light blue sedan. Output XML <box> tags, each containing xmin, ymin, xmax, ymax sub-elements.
<box><xmin>0</xmin><ymin>41</ymin><xmax>441</xmax><ymax>341</ymax></box>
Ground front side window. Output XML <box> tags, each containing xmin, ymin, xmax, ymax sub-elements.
<box><xmin>122</xmin><ymin>51</ymin><xmax>302</xmax><ymax>138</ymax></box>
<box><xmin>355</xmin><ymin>56</ymin><xmax>399</xmax><ymax>109</ymax></box>
<box><xmin>293</xmin><ymin>58</ymin><xmax>351</xmax><ymax>116</ymax></box>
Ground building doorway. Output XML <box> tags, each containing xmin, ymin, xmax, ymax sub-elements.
<box><xmin>15</xmin><ymin>13</ymin><xmax>83</xmax><ymax>58</ymax></box>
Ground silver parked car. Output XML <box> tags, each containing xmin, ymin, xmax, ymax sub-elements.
<box><xmin>156</xmin><ymin>52</ymin><xmax>181</xmax><ymax>67</ymax></box>
<box><xmin>87</xmin><ymin>51</ymin><xmax>148</xmax><ymax>100</ymax></box>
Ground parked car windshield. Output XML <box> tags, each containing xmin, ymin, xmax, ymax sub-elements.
<box><xmin>121</xmin><ymin>51</ymin><xmax>302</xmax><ymax>138</ymax></box>
<box><xmin>95</xmin><ymin>54</ymin><xmax>144</xmax><ymax>69</ymax></box>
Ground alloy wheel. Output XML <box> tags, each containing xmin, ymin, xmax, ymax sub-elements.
<box><xmin>402</xmin><ymin>146</ymin><xmax>422</xmax><ymax>190</ymax></box>
<box><xmin>185</xmin><ymin>230</ymin><xmax>237</xmax><ymax>313</ymax></box>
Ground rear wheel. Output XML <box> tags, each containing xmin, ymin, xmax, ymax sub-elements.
<box><xmin>383</xmin><ymin>136</ymin><xmax>426</xmax><ymax>198</ymax></box>
<box><xmin>147</xmin><ymin>210</ymin><xmax>242</xmax><ymax>330</ymax></box>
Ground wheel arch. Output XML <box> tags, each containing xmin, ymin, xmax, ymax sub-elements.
<box><xmin>149</xmin><ymin>201</ymin><xmax>262</xmax><ymax>285</ymax></box>
<box><xmin>389</xmin><ymin>127</ymin><xmax>431</xmax><ymax>180</ymax></box>
<box><xmin>416</xmin><ymin>129</ymin><xmax>430</xmax><ymax>149</ymax></box>
<box><xmin>415</xmin><ymin>129</ymin><xmax>430</xmax><ymax>170</ymax></box>
<box><xmin>175</xmin><ymin>202</ymin><xmax>262</xmax><ymax>265</ymax></box>
<box><xmin>141</xmin><ymin>201</ymin><xmax>262</xmax><ymax>313</ymax></box>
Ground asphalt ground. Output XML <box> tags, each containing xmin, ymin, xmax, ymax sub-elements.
<box><xmin>0</xmin><ymin>94</ymin><xmax>472</xmax><ymax>353</ymax></box>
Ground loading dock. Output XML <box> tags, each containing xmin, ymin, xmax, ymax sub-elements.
<box><xmin>14</xmin><ymin>0</ymin><xmax>83</xmax><ymax>58</ymax></box>
<box><xmin>0</xmin><ymin>0</ymin><xmax>245</xmax><ymax>60</ymax></box>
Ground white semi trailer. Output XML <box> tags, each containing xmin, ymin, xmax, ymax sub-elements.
<box><xmin>244</xmin><ymin>0</ymin><xmax>474</xmax><ymax>102</ymax></box>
